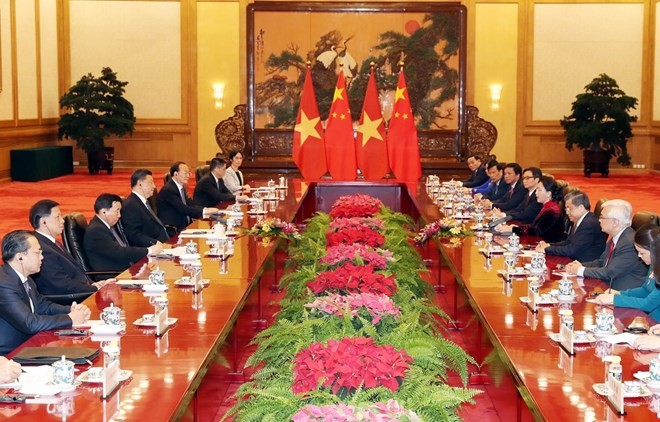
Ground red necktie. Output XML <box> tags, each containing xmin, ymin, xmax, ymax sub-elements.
<box><xmin>605</xmin><ymin>241</ymin><xmax>615</xmax><ymax>265</ymax></box>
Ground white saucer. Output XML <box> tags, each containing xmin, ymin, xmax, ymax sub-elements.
<box><xmin>77</xmin><ymin>369</ymin><xmax>133</xmax><ymax>384</ymax></box>
<box><xmin>179</xmin><ymin>253</ymin><xmax>201</xmax><ymax>261</ymax></box>
<box><xmin>133</xmin><ymin>317</ymin><xmax>178</xmax><ymax>327</ymax></box>
<box><xmin>593</xmin><ymin>382</ymin><xmax>651</xmax><ymax>398</ymax></box>
<box><xmin>247</xmin><ymin>210</ymin><xmax>268</xmax><ymax>215</ymax></box>
<box><xmin>89</xmin><ymin>323</ymin><xmax>126</xmax><ymax>335</ymax></box>
<box><xmin>174</xmin><ymin>278</ymin><xmax>210</xmax><ymax>287</ymax></box>
<box><xmin>142</xmin><ymin>284</ymin><xmax>168</xmax><ymax>292</ymax></box>
<box><xmin>59</xmin><ymin>383</ymin><xmax>77</xmax><ymax>393</ymax></box>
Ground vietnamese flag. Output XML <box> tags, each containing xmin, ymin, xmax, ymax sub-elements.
<box><xmin>387</xmin><ymin>70</ymin><xmax>422</xmax><ymax>181</ymax></box>
<box><xmin>293</xmin><ymin>67</ymin><xmax>328</xmax><ymax>180</ymax></box>
<box><xmin>356</xmin><ymin>68</ymin><xmax>388</xmax><ymax>180</ymax></box>
<box><xmin>324</xmin><ymin>70</ymin><xmax>357</xmax><ymax>180</ymax></box>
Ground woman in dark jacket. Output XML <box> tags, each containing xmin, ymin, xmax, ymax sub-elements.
<box><xmin>498</xmin><ymin>175</ymin><xmax>566</xmax><ymax>242</ymax></box>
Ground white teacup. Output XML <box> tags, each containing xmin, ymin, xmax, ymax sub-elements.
<box><xmin>595</xmin><ymin>310</ymin><xmax>615</xmax><ymax>332</ymax></box>
<box><xmin>530</xmin><ymin>252</ymin><xmax>546</xmax><ymax>270</ymax></box>
<box><xmin>100</xmin><ymin>303</ymin><xmax>121</xmax><ymax>326</ymax></box>
<box><xmin>558</xmin><ymin>277</ymin><xmax>573</xmax><ymax>297</ymax></box>
<box><xmin>185</xmin><ymin>240</ymin><xmax>198</xmax><ymax>255</ymax></box>
<box><xmin>650</xmin><ymin>355</ymin><xmax>660</xmax><ymax>382</ymax></box>
<box><xmin>624</xmin><ymin>381</ymin><xmax>642</xmax><ymax>395</ymax></box>
<box><xmin>86</xmin><ymin>367</ymin><xmax>104</xmax><ymax>381</ymax></box>
<box><xmin>52</xmin><ymin>356</ymin><xmax>75</xmax><ymax>385</ymax></box>
<box><xmin>149</xmin><ymin>268</ymin><xmax>165</xmax><ymax>285</ymax></box>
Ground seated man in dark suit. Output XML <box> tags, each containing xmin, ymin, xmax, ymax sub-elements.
<box><xmin>565</xmin><ymin>199</ymin><xmax>648</xmax><ymax>291</ymax></box>
<box><xmin>474</xmin><ymin>160</ymin><xmax>509</xmax><ymax>202</ymax></box>
<box><xmin>462</xmin><ymin>154</ymin><xmax>489</xmax><ymax>188</ymax></box>
<box><xmin>84</xmin><ymin>194</ymin><xmax>163</xmax><ymax>273</ymax></box>
<box><xmin>502</xmin><ymin>167</ymin><xmax>543</xmax><ymax>224</ymax></box>
<box><xmin>194</xmin><ymin>157</ymin><xmax>247</xmax><ymax>207</ymax></box>
<box><xmin>29</xmin><ymin>199</ymin><xmax>113</xmax><ymax>297</ymax></box>
<box><xmin>122</xmin><ymin>169</ymin><xmax>170</xmax><ymax>247</ymax></box>
<box><xmin>0</xmin><ymin>230</ymin><xmax>91</xmax><ymax>355</ymax></box>
<box><xmin>485</xmin><ymin>162</ymin><xmax>526</xmax><ymax>211</ymax></box>
<box><xmin>537</xmin><ymin>190</ymin><xmax>607</xmax><ymax>262</ymax></box>
<box><xmin>157</xmin><ymin>162</ymin><xmax>218</xmax><ymax>233</ymax></box>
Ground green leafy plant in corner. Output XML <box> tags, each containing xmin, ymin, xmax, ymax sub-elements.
<box><xmin>560</xmin><ymin>73</ymin><xmax>637</xmax><ymax>166</ymax></box>
<box><xmin>57</xmin><ymin>67</ymin><xmax>135</xmax><ymax>154</ymax></box>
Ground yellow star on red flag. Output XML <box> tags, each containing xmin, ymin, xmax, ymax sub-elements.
<box><xmin>294</xmin><ymin>110</ymin><xmax>321</xmax><ymax>147</ymax></box>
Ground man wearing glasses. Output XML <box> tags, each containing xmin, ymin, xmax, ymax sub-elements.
<box><xmin>157</xmin><ymin>162</ymin><xmax>218</xmax><ymax>234</ymax></box>
<box><xmin>565</xmin><ymin>199</ymin><xmax>648</xmax><ymax>291</ymax></box>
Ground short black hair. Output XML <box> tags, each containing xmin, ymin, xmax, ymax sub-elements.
<box><xmin>467</xmin><ymin>154</ymin><xmax>481</xmax><ymax>162</ymax></box>
<box><xmin>29</xmin><ymin>199</ymin><xmax>59</xmax><ymax>229</ymax></box>
<box><xmin>565</xmin><ymin>190</ymin><xmax>591</xmax><ymax>211</ymax></box>
<box><xmin>486</xmin><ymin>159</ymin><xmax>503</xmax><ymax>171</ymax></box>
<box><xmin>130</xmin><ymin>169</ymin><xmax>153</xmax><ymax>188</ymax></box>
<box><xmin>523</xmin><ymin>166</ymin><xmax>542</xmax><ymax>180</ymax></box>
<box><xmin>210</xmin><ymin>157</ymin><xmax>227</xmax><ymax>172</ymax></box>
<box><xmin>228</xmin><ymin>150</ymin><xmax>244</xmax><ymax>161</ymax></box>
<box><xmin>504</xmin><ymin>162</ymin><xmax>522</xmax><ymax>176</ymax></box>
<box><xmin>169</xmin><ymin>162</ymin><xmax>186</xmax><ymax>177</ymax></box>
<box><xmin>2</xmin><ymin>230</ymin><xmax>34</xmax><ymax>262</ymax></box>
<box><xmin>94</xmin><ymin>193</ymin><xmax>122</xmax><ymax>213</ymax></box>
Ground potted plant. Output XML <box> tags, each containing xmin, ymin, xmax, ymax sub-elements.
<box><xmin>57</xmin><ymin>67</ymin><xmax>136</xmax><ymax>174</ymax></box>
<box><xmin>560</xmin><ymin>73</ymin><xmax>637</xmax><ymax>177</ymax></box>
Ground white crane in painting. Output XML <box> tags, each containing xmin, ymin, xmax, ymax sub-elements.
<box><xmin>316</xmin><ymin>36</ymin><xmax>357</xmax><ymax>77</ymax></box>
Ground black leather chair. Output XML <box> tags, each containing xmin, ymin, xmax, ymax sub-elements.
<box><xmin>195</xmin><ymin>165</ymin><xmax>210</xmax><ymax>182</ymax></box>
<box><xmin>632</xmin><ymin>211</ymin><xmax>660</xmax><ymax>231</ymax></box>
<box><xmin>593</xmin><ymin>198</ymin><xmax>608</xmax><ymax>220</ymax></box>
<box><xmin>62</xmin><ymin>212</ymin><xmax>120</xmax><ymax>281</ymax></box>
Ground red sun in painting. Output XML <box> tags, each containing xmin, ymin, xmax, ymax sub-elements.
<box><xmin>405</xmin><ymin>20</ymin><xmax>420</xmax><ymax>35</ymax></box>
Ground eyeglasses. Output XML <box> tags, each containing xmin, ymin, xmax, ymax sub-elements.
<box><xmin>522</xmin><ymin>176</ymin><xmax>536</xmax><ymax>180</ymax></box>
<box><xmin>598</xmin><ymin>216</ymin><xmax>617</xmax><ymax>221</ymax></box>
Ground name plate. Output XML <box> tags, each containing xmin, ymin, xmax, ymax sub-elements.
<box><xmin>102</xmin><ymin>359</ymin><xmax>120</xmax><ymax>399</ymax></box>
<box><xmin>527</xmin><ymin>286</ymin><xmax>537</xmax><ymax>313</ymax></box>
<box><xmin>559</xmin><ymin>323</ymin><xmax>575</xmax><ymax>355</ymax></box>
<box><xmin>607</xmin><ymin>373</ymin><xmax>625</xmax><ymax>415</ymax></box>
<box><xmin>155</xmin><ymin>308</ymin><xmax>168</xmax><ymax>337</ymax></box>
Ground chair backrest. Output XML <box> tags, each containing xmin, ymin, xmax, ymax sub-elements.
<box><xmin>62</xmin><ymin>212</ymin><xmax>93</xmax><ymax>272</ymax></box>
<box><xmin>593</xmin><ymin>198</ymin><xmax>608</xmax><ymax>220</ymax></box>
<box><xmin>164</xmin><ymin>172</ymin><xmax>171</xmax><ymax>185</ymax></box>
<box><xmin>195</xmin><ymin>165</ymin><xmax>210</xmax><ymax>182</ymax></box>
<box><xmin>632</xmin><ymin>211</ymin><xmax>660</xmax><ymax>231</ymax></box>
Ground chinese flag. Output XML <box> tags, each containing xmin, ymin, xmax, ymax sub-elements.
<box><xmin>293</xmin><ymin>68</ymin><xmax>328</xmax><ymax>180</ymax></box>
<box><xmin>356</xmin><ymin>68</ymin><xmax>388</xmax><ymax>180</ymax></box>
<box><xmin>387</xmin><ymin>70</ymin><xmax>422</xmax><ymax>181</ymax></box>
<box><xmin>324</xmin><ymin>70</ymin><xmax>357</xmax><ymax>180</ymax></box>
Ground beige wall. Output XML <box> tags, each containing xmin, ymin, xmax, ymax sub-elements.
<box><xmin>0</xmin><ymin>0</ymin><xmax>659</xmax><ymax>179</ymax></box>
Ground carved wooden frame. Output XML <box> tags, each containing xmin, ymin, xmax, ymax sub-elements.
<box><xmin>246</xmin><ymin>2</ymin><xmax>467</xmax><ymax>162</ymax></box>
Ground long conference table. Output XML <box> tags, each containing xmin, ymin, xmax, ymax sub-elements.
<box><xmin>2</xmin><ymin>181</ymin><xmax>658</xmax><ymax>421</ymax></box>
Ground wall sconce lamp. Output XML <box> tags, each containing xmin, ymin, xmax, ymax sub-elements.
<box><xmin>489</xmin><ymin>84</ymin><xmax>502</xmax><ymax>110</ymax></box>
<box><xmin>213</xmin><ymin>83</ymin><xmax>225</xmax><ymax>109</ymax></box>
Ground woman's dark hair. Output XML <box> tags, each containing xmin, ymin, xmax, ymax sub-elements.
<box><xmin>652</xmin><ymin>236</ymin><xmax>660</xmax><ymax>279</ymax></box>
<box><xmin>228</xmin><ymin>150</ymin><xmax>244</xmax><ymax>161</ymax></box>
<box><xmin>538</xmin><ymin>175</ymin><xmax>562</xmax><ymax>202</ymax></box>
<box><xmin>634</xmin><ymin>223</ymin><xmax>660</xmax><ymax>250</ymax></box>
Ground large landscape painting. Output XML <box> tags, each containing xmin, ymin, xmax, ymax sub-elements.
<box><xmin>247</xmin><ymin>3</ymin><xmax>467</xmax><ymax>159</ymax></box>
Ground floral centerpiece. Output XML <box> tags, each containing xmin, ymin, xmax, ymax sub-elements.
<box><xmin>326</xmin><ymin>224</ymin><xmax>385</xmax><ymax>248</ymax></box>
<box><xmin>245</xmin><ymin>217</ymin><xmax>301</xmax><ymax>240</ymax></box>
<box><xmin>328</xmin><ymin>217</ymin><xmax>385</xmax><ymax>232</ymax></box>
<box><xmin>307</xmin><ymin>263</ymin><xmax>397</xmax><ymax>296</ymax></box>
<box><xmin>329</xmin><ymin>194</ymin><xmax>383</xmax><ymax>218</ymax></box>
<box><xmin>414</xmin><ymin>218</ymin><xmax>473</xmax><ymax>246</ymax></box>
<box><xmin>304</xmin><ymin>292</ymin><xmax>401</xmax><ymax>325</ymax></box>
<box><xmin>292</xmin><ymin>400</ymin><xmax>420</xmax><ymax>422</ymax></box>
<box><xmin>292</xmin><ymin>337</ymin><xmax>413</xmax><ymax>397</ymax></box>
<box><xmin>320</xmin><ymin>244</ymin><xmax>393</xmax><ymax>270</ymax></box>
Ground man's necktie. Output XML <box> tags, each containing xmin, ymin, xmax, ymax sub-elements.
<box><xmin>180</xmin><ymin>187</ymin><xmax>188</xmax><ymax>205</ymax></box>
<box><xmin>145</xmin><ymin>201</ymin><xmax>168</xmax><ymax>237</ymax></box>
<box><xmin>605</xmin><ymin>241</ymin><xmax>615</xmax><ymax>266</ymax></box>
<box><xmin>507</xmin><ymin>185</ymin><xmax>514</xmax><ymax>200</ymax></box>
<box><xmin>23</xmin><ymin>281</ymin><xmax>35</xmax><ymax>313</ymax></box>
<box><xmin>180</xmin><ymin>187</ymin><xmax>192</xmax><ymax>225</ymax></box>
<box><xmin>111</xmin><ymin>227</ymin><xmax>127</xmax><ymax>247</ymax></box>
